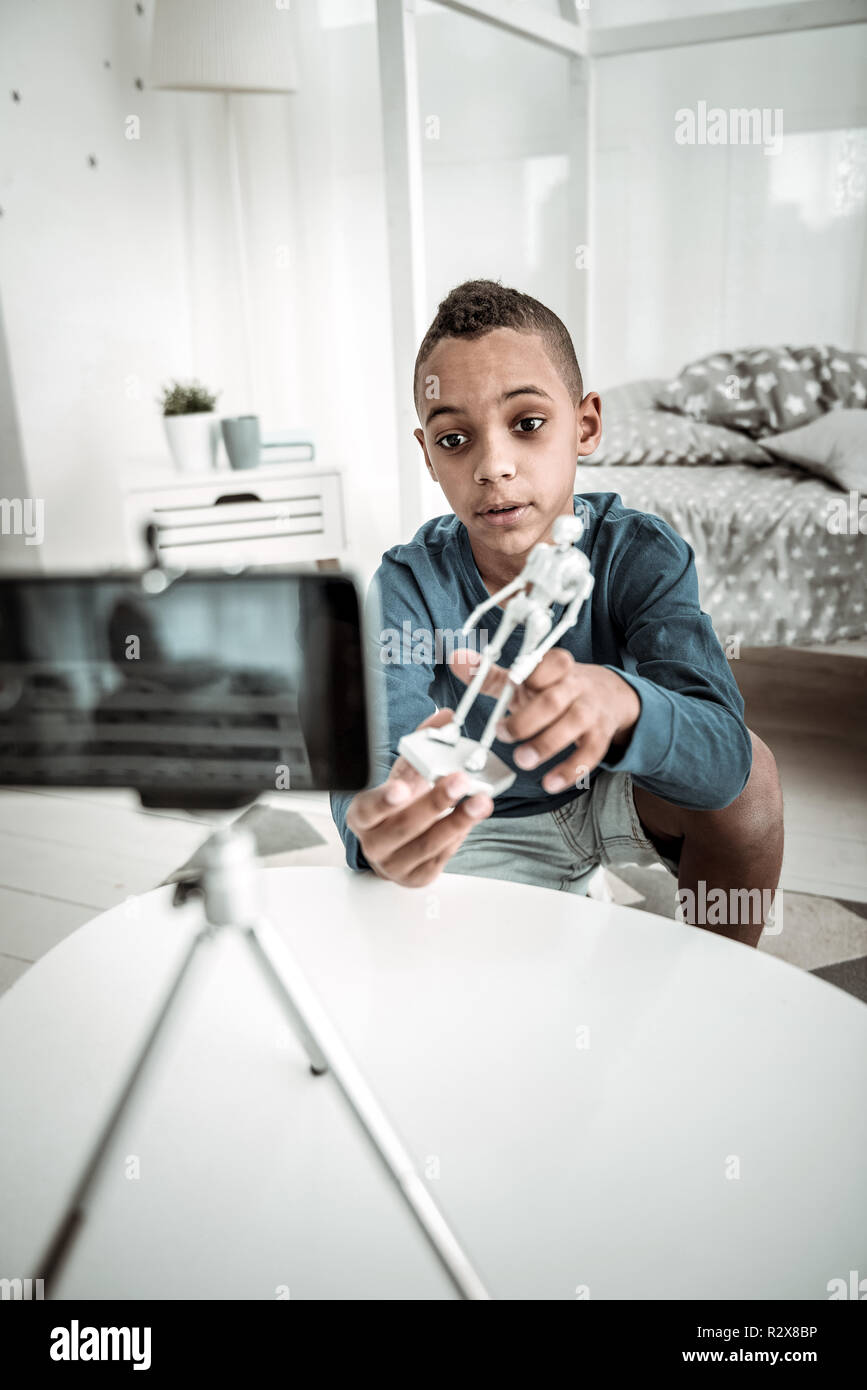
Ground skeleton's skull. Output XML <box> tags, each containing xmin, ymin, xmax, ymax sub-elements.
<box><xmin>552</xmin><ymin>514</ymin><xmax>585</xmax><ymax>546</ymax></box>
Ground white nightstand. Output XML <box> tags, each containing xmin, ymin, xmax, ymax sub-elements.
<box><xmin>123</xmin><ymin>464</ymin><xmax>345</xmax><ymax>571</ymax></box>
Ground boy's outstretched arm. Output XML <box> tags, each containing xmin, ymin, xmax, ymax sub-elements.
<box><xmin>486</xmin><ymin>515</ymin><xmax>753</xmax><ymax>811</ymax></box>
<box><xmin>597</xmin><ymin>514</ymin><xmax>752</xmax><ymax>810</ymax></box>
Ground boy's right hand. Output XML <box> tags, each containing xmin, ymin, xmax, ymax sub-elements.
<box><xmin>345</xmin><ymin>708</ymin><xmax>494</xmax><ymax>888</ymax></box>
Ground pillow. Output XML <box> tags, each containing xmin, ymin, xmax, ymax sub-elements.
<box><xmin>583</xmin><ymin>407</ymin><xmax>774</xmax><ymax>466</ymax></box>
<box><xmin>761</xmin><ymin>409</ymin><xmax>867</xmax><ymax>492</ymax></box>
<box><xmin>654</xmin><ymin>345</ymin><xmax>867</xmax><ymax>439</ymax></box>
<box><xmin>600</xmin><ymin>378</ymin><xmax>669</xmax><ymax>417</ymax></box>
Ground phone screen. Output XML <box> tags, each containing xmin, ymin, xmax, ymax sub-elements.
<box><xmin>0</xmin><ymin>571</ymin><xmax>371</xmax><ymax>807</ymax></box>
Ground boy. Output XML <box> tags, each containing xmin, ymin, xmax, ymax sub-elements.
<box><xmin>331</xmin><ymin>280</ymin><xmax>783</xmax><ymax>948</ymax></box>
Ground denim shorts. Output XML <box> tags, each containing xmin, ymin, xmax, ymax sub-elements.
<box><xmin>442</xmin><ymin>770</ymin><xmax>681</xmax><ymax>895</ymax></box>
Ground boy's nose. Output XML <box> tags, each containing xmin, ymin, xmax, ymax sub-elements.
<box><xmin>473</xmin><ymin>444</ymin><xmax>517</xmax><ymax>484</ymax></box>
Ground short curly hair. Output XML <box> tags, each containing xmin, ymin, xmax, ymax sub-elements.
<box><xmin>414</xmin><ymin>278</ymin><xmax>583</xmax><ymax>414</ymax></box>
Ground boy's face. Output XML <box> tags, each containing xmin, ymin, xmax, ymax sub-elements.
<box><xmin>414</xmin><ymin>328</ymin><xmax>601</xmax><ymax>580</ymax></box>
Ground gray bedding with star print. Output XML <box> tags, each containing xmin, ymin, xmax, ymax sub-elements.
<box><xmin>655</xmin><ymin>346</ymin><xmax>867</xmax><ymax>437</ymax></box>
<box><xmin>579</xmin><ymin>463</ymin><xmax>866</xmax><ymax>648</ymax></box>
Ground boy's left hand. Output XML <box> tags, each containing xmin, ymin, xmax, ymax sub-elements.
<box><xmin>449</xmin><ymin>647</ymin><xmax>640</xmax><ymax>793</ymax></box>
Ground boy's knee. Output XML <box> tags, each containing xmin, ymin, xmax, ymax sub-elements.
<box><xmin>632</xmin><ymin>731</ymin><xmax>784</xmax><ymax>852</ymax></box>
<box><xmin>706</xmin><ymin>729</ymin><xmax>783</xmax><ymax>845</ymax></box>
<box><xmin>745</xmin><ymin>730</ymin><xmax>783</xmax><ymax>820</ymax></box>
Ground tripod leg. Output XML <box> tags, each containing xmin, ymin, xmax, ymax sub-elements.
<box><xmin>244</xmin><ymin>916</ymin><xmax>491</xmax><ymax>1301</ymax></box>
<box><xmin>244</xmin><ymin>919</ymin><xmax>328</xmax><ymax>1075</ymax></box>
<box><xmin>36</xmin><ymin>922</ymin><xmax>215</xmax><ymax>1296</ymax></box>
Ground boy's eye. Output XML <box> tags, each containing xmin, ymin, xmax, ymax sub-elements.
<box><xmin>436</xmin><ymin>418</ymin><xmax>544</xmax><ymax>449</ymax></box>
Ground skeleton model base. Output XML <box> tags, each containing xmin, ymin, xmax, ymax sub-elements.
<box><xmin>397</xmin><ymin>728</ymin><xmax>516</xmax><ymax>799</ymax></box>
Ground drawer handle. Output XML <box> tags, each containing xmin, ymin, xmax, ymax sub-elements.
<box><xmin>215</xmin><ymin>492</ymin><xmax>261</xmax><ymax>505</ymax></box>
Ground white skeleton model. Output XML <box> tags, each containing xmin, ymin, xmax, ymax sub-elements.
<box><xmin>397</xmin><ymin>512</ymin><xmax>594</xmax><ymax>797</ymax></box>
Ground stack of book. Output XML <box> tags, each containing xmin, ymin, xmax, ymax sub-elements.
<box><xmin>260</xmin><ymin>429</ymin><xmax>315</xmax><ymax>465</ymax></box>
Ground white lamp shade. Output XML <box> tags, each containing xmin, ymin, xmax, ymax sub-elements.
<box><xmin>149</xmin><ymin>0</ymin><xmax>298</xmax><ymax>93</ymax></box>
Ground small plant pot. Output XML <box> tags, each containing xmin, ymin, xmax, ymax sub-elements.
<box><xmin>163</xmin><ymin>412</ymin><xmax>219</xmax><ymax>474</ymax></box>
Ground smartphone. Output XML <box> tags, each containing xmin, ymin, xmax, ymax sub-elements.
<box><xmin>0</xmin><ymin>571</ymin><xmax>372</xmax><ymax>808</ymax></box>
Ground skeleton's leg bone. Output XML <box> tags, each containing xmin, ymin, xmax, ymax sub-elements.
<box><xmin>449</xmin><ymin>617</ymin><xmax>518</xmax><ymax>730</ymax></box>
<box><xmin>442</xmin><ymin>657</ymin><xmax>494</xmax><ymax>735</ymax></box>
<box><xmin>505</xmin><ymin>607</ymin><xmax>557</xmax><ymax>689</ymax></box>
<box><xmin>464</xmin><ymin>609</ymin><xmax>547</xmax><ymax>765</ymax></box>
<box><xmin>430</xmin><ymin>638</ymin><xmax>508</xmax><ymax>748</ymax></box>
<box><xmin>463</xmin><ymin>747</ymin><xmax>487</xmax><ymax>773</ymax></box>
<box><xmin>467</xmin><ymin>681</ymin><xmax>516</xmax><ymax>769</ymax></box>
<box><xmin>475</xmin><ymin>611</ymin><xmax>549</xmax><ymax>754</ymax></box>
<box><xmin>509</xmin><ymin>650</ymin><xmax>543</xmax><ymax>686</ymax></box>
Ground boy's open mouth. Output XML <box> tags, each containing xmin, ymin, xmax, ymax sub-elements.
<box><xmin>478</xmin><ymin>501</ymin><xmax>531</xmax><ymax>527</ymax></box>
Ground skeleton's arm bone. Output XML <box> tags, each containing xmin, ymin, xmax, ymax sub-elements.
<box><xmin>533</xmin><ymin>577</ymin><xmax>595</xmax><ymax>657</ymax></box>
<box><xmin>460</xmin><ymin>575</ymin><xmax>525</xmax><ymax>635</ymax></box>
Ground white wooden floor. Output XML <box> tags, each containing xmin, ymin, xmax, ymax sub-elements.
<box><xmin>0</xmin><ymin>650</ymin><xmax>864</xmax><ymax>996</ymax></box>
<box><xmin>0</xmin><ymin>785</ymin><xmax>351</xmax><ymax>997</ymax></box>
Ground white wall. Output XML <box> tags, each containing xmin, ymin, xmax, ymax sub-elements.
<box><xmin>0</xmin><ymin>0</ymin><xmax>402</xmax><ymax>591</ymax></box>
<box><xmin>0</xmin><ymin>0</ymin><xmax>247</xmax><ymax>568</ymax></box>
<box><xmin>591</xmin><ymin>23</ymin><xmax>867</xmax><ymax>387</ymax></box>
<box><xmin>266</xmin><ymin>0</ymin><xmax>402</xmax><ymax>586</ymax></box>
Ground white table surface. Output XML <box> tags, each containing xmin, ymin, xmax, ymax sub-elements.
<box><xmin>0</xmin><ymin>866</ymin><xmax>864</xmax><ymax>1300</ymax></box>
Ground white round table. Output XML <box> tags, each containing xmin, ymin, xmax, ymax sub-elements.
<box><xmin>0</xmin><ymin>866</ymin><xmax>864</xmax><ymax>1300</ymax></box>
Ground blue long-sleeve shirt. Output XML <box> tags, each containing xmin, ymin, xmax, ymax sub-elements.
<box><xmin>331</xmin><ymin>491</ymin><xmax>752</xmax><ymax>871</ymax></box>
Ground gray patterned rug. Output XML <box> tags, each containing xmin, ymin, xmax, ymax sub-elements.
<box><xmin>606</xmin><ymin>864</ymin><xmax>867</xmax><ymax>1003</ymax></box>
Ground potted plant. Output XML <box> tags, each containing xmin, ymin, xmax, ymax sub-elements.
<box><xmin>158</xmin><ymin>379</ymin><xmax>221</xmax><ymax>474</ymax></box>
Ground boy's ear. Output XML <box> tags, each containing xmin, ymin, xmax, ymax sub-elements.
<box><xmin>576</xmin><ymin>391</ymin><xmax>602</xmax><ymax>459</ymax></box>
<box><xmin>414</xmin><ymin>426</ymin><xmax>438</xmax><ymax>481</ymax></box>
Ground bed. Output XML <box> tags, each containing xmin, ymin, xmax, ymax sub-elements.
<box><xmin>578</xmin><ymin>353</ymin><xmax>867</xmax><ymax>650</ymax></box>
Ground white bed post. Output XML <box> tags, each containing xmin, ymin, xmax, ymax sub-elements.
<box><xmin>376</xmin><ymin>0</ymin><xmax>429</xmax><ymax>541</ymax></box>
<box><xmin>0</xmin><ymin>290</ymin><xmax>39</xmax><ymax>572</ymax></box>
<box><xmin>375</xmin><ymin>0</ymin><xmax>589</xmax><ymax>540</ymax></box>
<box><xmin>559</xmin><ymin>2</ymin><xmax>593</xmax><ymax>383</ymax></box>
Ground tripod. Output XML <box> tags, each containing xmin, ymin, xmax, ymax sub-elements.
<box><xmin>36</xmin><ymin>818</ymin><xmax>490</xmax><ymax>1300</ymax></box>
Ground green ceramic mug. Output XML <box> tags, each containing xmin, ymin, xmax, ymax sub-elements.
<box><xmin>221</xmin><ymin>415</ymin><xmax>261</xmax><ymax>470</ymax></box>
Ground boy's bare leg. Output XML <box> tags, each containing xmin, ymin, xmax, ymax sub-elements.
<box><xmin>631</xmin><ymin>731</ymin><xmax>784</xmax><ymax>949</ymax></box>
